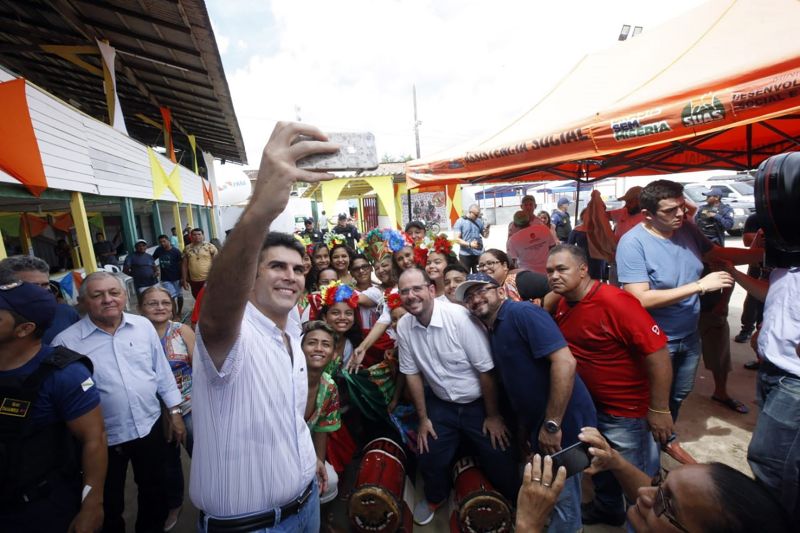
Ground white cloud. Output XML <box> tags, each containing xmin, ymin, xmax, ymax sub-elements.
<box><xmin>236</xmin><ymin>39</ymin><xmax>248</xmax><ymax>50</ymax></box>
<box><xmin>215</xmin><ymin>0</ymin><xmax>708</xmax><ymax>166</ymax></box>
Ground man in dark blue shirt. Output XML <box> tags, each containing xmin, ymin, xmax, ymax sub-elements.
<box><xmin>457</xmin><ymin>273</ymin><xmax>596</xmax><ymax>533</ymax></box>
<box><xmin>124</xmin><ymin>239</ymin><xmax>159</xmax><ymax>296</ymax></box>
<box><xmin>153</xmin><ymin>234</ymin><xmax>184</xmax><ymax>315</ymax></box>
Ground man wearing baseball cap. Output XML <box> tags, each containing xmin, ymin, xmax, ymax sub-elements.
<box><xmin>551</xmin><ymin>197</ymin><xmax>573</xmax><ymax>242</ymax></box>
<box><xmin>695</xmin><ymin>187</ymin><xmax>734</xmax><ymax>246</ymax></box>
<box><xmin>300</xmin><ymin>217</ymin><xmax>324</xmax><ymax>243</ymax></box>
<box><xmin>458</xmin><ymin>272</ymin><xmax>596</xmax><ymax>532</ymax></box>
<box><xmin>0</xmin><ymin>282</ymin><xmax>106</xmax><ymax>532</ymax></box>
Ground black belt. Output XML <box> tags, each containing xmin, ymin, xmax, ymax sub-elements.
<box><xmin>200</xmin><ymin>481</ymin><xmax>314</xmax><ymax>532</ymax></box>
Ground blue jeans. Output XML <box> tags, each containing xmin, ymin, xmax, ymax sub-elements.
<box><xmin>545</xmin><ymin>472</ymin><xmax>582</xmax><ymax>533</ymax></box>
<box><xmin>419</xmin><ymin>392</ymin><xmax>519</xmax><ymax>503</ymax></box>
<box><xmin>592</xmin><ymin>412</ymin><xmax>660</xmax><ymax>516</ymax></box>
<box><xmin>197</xmin><ymin>481</ymin><xmax>320</xmax><ymax>533</ymax></box>
<box><xmin>666</xmin><ymin>331</ymin><xmax>701</xmax><ymax>422</ymax></box>
<box><xmin>748</xmin><ymin>360</ymin><xmax>800</xmax><ymax>522</ymax></box>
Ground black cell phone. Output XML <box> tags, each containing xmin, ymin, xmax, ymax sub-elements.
<box><xmin>550</xmin><ymin>441</ymin><xmax>592</xmax><ymax>478</ymax></box>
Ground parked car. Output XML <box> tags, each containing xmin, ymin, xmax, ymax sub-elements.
<box><xmin>684</xmin><ymin>182</ymin><xmax>755</xmax><ymax>235</ymax></box>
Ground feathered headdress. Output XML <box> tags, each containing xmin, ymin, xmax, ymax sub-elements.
<box><xmin>320</xmin><ymin>279</ymin><xmax>359</xmax><ymax>309</ymax></box>
<box><xmin>361</xmin><ymin>228</ymin><xmax>391</xmax><ymax>265</ymax></box>
<box><xmin>323</xmin><ymin>232</ymin><xmax>346</xmax><ymax>249</ymax></box>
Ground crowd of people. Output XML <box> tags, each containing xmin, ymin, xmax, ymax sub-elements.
<box><xmin>0</xmin><ymin>121</ymin><xmax>796</xmax><ymax>533</ymax></box>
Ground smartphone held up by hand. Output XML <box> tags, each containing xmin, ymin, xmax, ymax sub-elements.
<box><xmin>296</xmin><ymin>132</ymin><xmax>379</xmax><ymax>172</ymax></box>
<box><xmin>550</xmin><ymin>441</ymin><xmax>592</xmax><ymax>478</ymax></box>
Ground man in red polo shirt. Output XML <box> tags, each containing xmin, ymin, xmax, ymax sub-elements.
<box><xmin>546</xmin><ymin>244</ymin><xmax>673</xmax><ymax>527</ymax></box>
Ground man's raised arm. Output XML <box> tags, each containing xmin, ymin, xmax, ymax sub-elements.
<box><xmin>199</xmin><ymin>122</ymin><xmax>337</xmax><ymax>369</ymax></box>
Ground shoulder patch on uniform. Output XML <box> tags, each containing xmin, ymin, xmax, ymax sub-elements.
<box><xmin>80</xmin><ymin>377</ymin><xmax>95</xmax><ymax>392</ymax></box>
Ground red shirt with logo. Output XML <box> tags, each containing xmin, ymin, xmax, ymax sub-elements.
<box><xmin>554</xmin><ymin>281</ymin><xmax>666</xmax><ymax>418</ymax></box>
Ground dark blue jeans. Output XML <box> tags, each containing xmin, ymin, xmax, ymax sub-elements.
<box><xmin>592</xmin><ymin>412</ymin><xmax>660</xmax><ymax>516</ymax></box>
<box><xmin>166</xmin><ymin>412</ymin><xmax>193</xmax><ymax>509</ymax></box>
<box><xmin>748</xmin><ymin>360</ymin><xmax>800</xmax><ymax>522</ymax></box>
<box><xmin>419</xmin><ymin>392</ymin><xmax>519</xmax><ymax>503</ymax></box>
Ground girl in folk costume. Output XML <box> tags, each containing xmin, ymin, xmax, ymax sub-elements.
<box><xmin>318</xmin><ymin>280</ymin><xmax>362</xmax><ymax>376</ymax></box>
<box><xmin>389</xmin><ymin>229</ymin><xmax>417</xmax><ymax>281</ymax></box>
<box><xmin>350</xmin><ymin>229</ymin><xmax>406</xmax><ymax>369</ymax></box>
<box><xmin>305</xmin><ymin>241</ymin><xmax>330</xmax><ymax>296</ymax></box>
<box><xmin>301</xmin><ymin>320</ymin><xmax>342</xmax><ymax>503</ymax></box>
<box><xmin>295</xmin><ymin>235</ymin><xmax>315</xmax><ymax>319</ymax></box>
<box><xmin>421</xmin><ymin>234</ymin><xmax>458</xmax><ymax>301</ymax></box>
<box><xmin>325</xmin><ymin>233</ymin><xmax>355</xmax><ymax>285</ymax></box>
<box><xmin>304</xmin><ymin>267</ymin><xmax>337</xmax><ymax>322</ymax></box>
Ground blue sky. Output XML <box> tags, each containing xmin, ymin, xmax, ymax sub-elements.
<box><xmin>206</xmin><ymin>0</ymin><xmax>709</xmax><ymax>168</ymax></box>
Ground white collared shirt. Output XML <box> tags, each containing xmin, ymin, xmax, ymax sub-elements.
<box><xmin>189</xmin><ymin>302</ymin><xmax>315</xmax><ymax>517</ymax></box>
<box><xmin>758</xmin><ymin>267</ymin><xmax>800</xmax><ymax>377</ymax></box>
<box><xmin>397</xmin><ymin>300</ymin><xmax>494</xmax><ymax>403</ymax></box>
<box><xmin>52</xmin><ymin>313</ymin><xmax>181</xmax><ymax>446</ymax></box>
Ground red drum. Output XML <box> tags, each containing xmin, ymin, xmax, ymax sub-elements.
<box><xmin>451</xmin><ymin>457</ymin><xmax>512</xmax><ymax>533</ymax></box>
<box><xmin>348</xmin><ymin>438</ymin><xmax>408</xmax><ymax>532</ymax></box>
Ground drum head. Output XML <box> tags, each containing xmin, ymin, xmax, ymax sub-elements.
<box><xmin>458</xmin><ymin>492</ymin><xmax>512</xmax><ymax>533</ymax></box>
<box><xmin>348</xmin><ymin>484</ymin><xmax>402</xmax><ymax>533</ymax></box>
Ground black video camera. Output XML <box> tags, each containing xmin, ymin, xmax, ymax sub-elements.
<box><xmin>755</xmin><ymin>152</ymin><xmax>800</xmax><ymax>268</ymax></box>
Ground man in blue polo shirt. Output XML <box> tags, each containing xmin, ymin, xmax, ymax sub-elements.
<box><xmin>458</xmin><ymin>273</ymin><xmax>596</xmax><ymax>532</ymax></box>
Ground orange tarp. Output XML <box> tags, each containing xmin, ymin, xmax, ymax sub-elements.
<box><xmin>406</xmin><ymin>0</ymin><xmax>800</xmax><ymax>187</ymax></box>
<box><xmin>0</xmin><ymin>78</ymin><xmax>48</xmax><ymax>195</ymax></box>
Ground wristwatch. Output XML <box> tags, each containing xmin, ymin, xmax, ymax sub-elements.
<box><xmin>169</xmin><ymin>407</ymin><xmax>182</xmax><ymax>416</ymax></box>
<box><xmin>544</xmin><ymin>420</ymin><xmax>560</xmax><ymax>434</ymax></box>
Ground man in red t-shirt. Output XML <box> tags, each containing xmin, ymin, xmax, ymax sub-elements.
<box><xmin>546</xmin><ymin>244</ymin><xmax>673</xmax><ymax>527</ymax></box>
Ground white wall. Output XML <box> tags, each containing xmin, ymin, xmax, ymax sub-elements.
<box><xmin>0</xmin><ymin>68</ymin><xmax>206</xmax><ymax>204</ymax></box>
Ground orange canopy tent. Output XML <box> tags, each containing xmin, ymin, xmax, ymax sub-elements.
<box><xmin>406</xmin><ymin>0</ymin><xmax>800</xmax><ymax>187</ymax></box>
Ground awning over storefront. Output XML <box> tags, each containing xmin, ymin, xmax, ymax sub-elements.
<box><xmin>406</xmin><ymin>0</ymin><xmax>800</xmax><ymax>187</ymax></box>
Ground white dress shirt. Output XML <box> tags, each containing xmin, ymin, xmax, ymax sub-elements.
<box><xmin>758</xmin><ymin>267</ymin><xmax>800</xmax><ymax>377</ymax></box>
<box><xmin>397</xmin><ymin>300</ymin><xmax>494</xmax><ymax>403</ymax></box>
<box><xmin>52</xmin><ymin>313</ymin><xmax>182</xmax><ymax>446</ymax></box>
<box><xmin>190</xmin><ymin>302</ymin><xmax>316</xmax><ymax>517</ymax></box>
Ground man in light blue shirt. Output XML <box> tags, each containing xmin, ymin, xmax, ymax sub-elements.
<box><xmin>453</xmin><ymin>204</ymin><xmax>488</xmax><ymax>273</ymax></box>
<box><xmin>617</xmin><ymin>179</ymin><xmax>760</xmax><ymax>466</ymax></box>
<box><xmin>53</xmin><ymin>271</ymin><xmax>184</xmax><ymax>532</ymax></box>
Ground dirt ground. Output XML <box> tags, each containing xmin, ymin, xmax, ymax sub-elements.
<box><xmin>122</xmin><ymin>231</ymin><xmax>761</xmax><ymax>532</ymax></box>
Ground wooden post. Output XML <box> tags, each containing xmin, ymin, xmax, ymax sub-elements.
<box><xmin>172</xmin><ymin>203</ymin><xmax>184</xmax><ymax>251</ymax></box>
<box><xmin>70</xmin><ymin>192</ymin><xmax>97</xmax><ymax>273</ymax></box>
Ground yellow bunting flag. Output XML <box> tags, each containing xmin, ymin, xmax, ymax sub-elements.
<box><xmin>148</xmin><ymin>147</ymin><xmax>183</xmax><ymax>202</ymax></box>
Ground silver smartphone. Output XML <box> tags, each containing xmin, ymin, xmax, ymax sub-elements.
<box><xmin>296</xmin><ymin>132</ymin><xmax>379</xmax><ymax>172</ymax></box>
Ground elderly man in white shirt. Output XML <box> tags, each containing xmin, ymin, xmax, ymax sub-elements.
<box><xmin>190</xmin><ymin>122</ymin><xmax>338</xmax><ymax>532</ymax></box>
<box><xmin>53</xmin><ymin>271</ymin><xmax>185</xmax><ymax>532</ymax></box>
<box><xmin>396</xmin><ymin>267</ymin><xmax>519</xmax><ymax>526</ymax></box>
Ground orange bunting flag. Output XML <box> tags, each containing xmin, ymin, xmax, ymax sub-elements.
<box><xmin>160</xmin><ymin>106</ymin><xmax>176</xmax><ymax>163</ymax></box>
<box><xmin>0</xmin><ymin>79</ymin><xmax>48</xmax><ymax>196</ymax></box>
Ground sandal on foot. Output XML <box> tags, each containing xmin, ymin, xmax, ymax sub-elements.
<box><xmin>711</xmin><ymin>396</ymin><xmax>749</xmax><ymax>414</ymax></box>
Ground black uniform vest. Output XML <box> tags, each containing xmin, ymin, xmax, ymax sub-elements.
<box><xmin>0</xmin><ymin>346</ymin><xmax>93</xmax><ymax>502</ymax></box>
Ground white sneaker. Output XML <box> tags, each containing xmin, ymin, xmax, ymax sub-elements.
<box><xmin>413</xmin><ymin>499</ymin><xmax>438</xmax><ymax>526</ymax></box>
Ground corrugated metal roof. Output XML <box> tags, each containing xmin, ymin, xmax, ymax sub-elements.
<box><xmin>0</xmin><ymin>0</ymin><xmax>247</xmax><ymax>164</ymax></box>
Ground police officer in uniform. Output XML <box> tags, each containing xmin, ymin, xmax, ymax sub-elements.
<box><xmin>695</xmin><ymin>187</ymin><xmax>734</xmax><ymax>245</ymax></box>
<box><xmin>0</xmin><ymin>282</ymin><xmax>106</xmax><ymax>532</ymax></box>
<box><xmin>299</xmin><ymin>217</ymin><xmax>324</xmax><ymax>243</ymax></box>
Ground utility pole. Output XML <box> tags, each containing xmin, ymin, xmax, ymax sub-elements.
<box><xmin>408</xmin><ymin>85</ymin><xmax>422</xmax><ymax>223</ymax></box>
